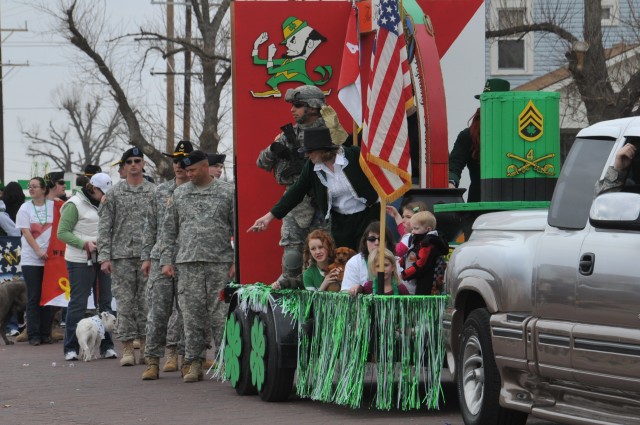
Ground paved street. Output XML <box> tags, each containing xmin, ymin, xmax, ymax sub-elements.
<box><xmin>1</xmin><ymin>334</ymin><xmax>558</xmax><ymax>425</ymax></box>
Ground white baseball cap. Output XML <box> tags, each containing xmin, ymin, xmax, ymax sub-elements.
<box><xmin>90</xmin><ymin>172</ymin><xmax>113</xmax><ymax>194</ymax></box>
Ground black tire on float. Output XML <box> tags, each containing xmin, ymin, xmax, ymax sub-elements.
<box><xmin>258</xmin><ymin>309</ymin><xmax>295</xmax><ymax>402</ymax></box>
<box><xmin>457</xmin><ymin>308</ymin><xmax>528</xmax><ymax>425</ymax></box>
<box><xmin>233</xmin><ymin>308</ymin><xmax>258</xmax><ymax>396</ymax></box>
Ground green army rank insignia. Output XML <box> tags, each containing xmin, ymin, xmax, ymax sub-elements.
<box><xmin>518</xmin><ymin>100</ymin><xmax>543</xmax><ymax>142</ymax></box>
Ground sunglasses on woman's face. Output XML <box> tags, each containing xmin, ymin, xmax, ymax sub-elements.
<box><xmin>366</xmin><ymin>236</ymin><xmax>381</xmax><ymax>242</ymax></box>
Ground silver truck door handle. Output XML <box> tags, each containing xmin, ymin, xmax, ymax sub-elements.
<box><xmin>579</xmin><ymin>252</ymin><xmax>595</xmax><ymax>276</ymax></box>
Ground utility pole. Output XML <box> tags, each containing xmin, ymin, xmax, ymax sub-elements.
<box><xmin>166</xmin><ymin>1</ymin><xmax>175</xmax><ymax>153</ymax></box>
<box><xmin>183</xmin><ymin>5</ymin><xmax>191</xmax><ymax>141</ymax></box>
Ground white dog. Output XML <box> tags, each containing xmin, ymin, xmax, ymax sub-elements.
<box><xmin>76</xmin><ymin>312</ymin><xmax>117</xmax><ymax>362</ymax></box>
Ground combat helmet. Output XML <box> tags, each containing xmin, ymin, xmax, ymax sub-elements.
<box><xmin>285</xmin><ymin>85</ymin><xmax>326</xmax><ymax>109</ymax></box>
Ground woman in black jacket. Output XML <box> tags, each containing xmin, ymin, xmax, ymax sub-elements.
<box><xmin>249</xmin><ymin>127</ymin><xmax>380</xmax><ymax>250</ymax></box>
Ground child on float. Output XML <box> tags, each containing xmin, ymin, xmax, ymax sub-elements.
<box><xmin>399</xmin><ymin>211</ymin><xmax>449</xmax><ymax>295</ymax></box>
<box><xmin>342</xmin><ymin>221</ymin><xmax>398</xmax><ymax>293</ymax></box>
<box><xmin>349</xmin><ymin>248</ymin><xmax>409</xmax><ymax>296</ymax></box>
<box><xmin>301</xmin><ymin>229</ymin><xmax>340</xmax><ymax>291</ymax></box>
<box><xmin>385</xmin><ymin>200</ymin><xmax>428</xmax><ymax>258</ymax></box>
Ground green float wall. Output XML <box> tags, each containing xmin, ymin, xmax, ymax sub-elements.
<box><xmin>480</xmin><ymin>91</ymin><xmax>560</xmax><ymax>202</ymax></box>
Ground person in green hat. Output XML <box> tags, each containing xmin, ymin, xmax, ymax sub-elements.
<box><xmin>448</xmin><ymin>78</ymin><xmax>510</xmax><ymax>203</ymax></box>
<box><xmin>251</xmin><ymin>16</ymin><xmax>331</xmax><ymax>98</ymax></box>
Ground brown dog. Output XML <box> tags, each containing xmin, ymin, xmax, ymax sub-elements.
<box><xmin>0</xmin><ymin>278</ymin><xmax>27</xmax><ymax>345</ymax></box>
<box><xmin>325</xmin><ymin>247</ymin><xmax>357</xmax><ymax>292</ymax></box>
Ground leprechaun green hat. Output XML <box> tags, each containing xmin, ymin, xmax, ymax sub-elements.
<box><xmin>475</xmin><ymin>78</ymin><xmax>510</xmax><ymax>99</ymax></box>
<box><xmin>280</xmin><ymin>17</ymin><xmax>307</xmax><ymax>45</ymax></box>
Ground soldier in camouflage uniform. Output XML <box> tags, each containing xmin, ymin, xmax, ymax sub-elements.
<box><xmin>98</xmin><ymin>146</ymin><xmax>155</xmax><ymax>367</ymax></box>
<box><xmin>159</xmin><ymin>150</ymin><xmax>235</xmax><ymax>383</ymax></box>
<box><xmin>256</xmin><ymin>85</ymin><xmax>329</xmax><ymax>289</ymax></box>
<box><xmin>596</xmin><ymin>142</ymin><xmax>637</xmax><ymax>194</ymax></box>
<box><xmin>140</xmin><ymin>141</ymin><xmax>193</xmax><ymax>380</ymax></box>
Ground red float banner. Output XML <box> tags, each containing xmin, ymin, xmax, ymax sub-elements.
<box><xmin>233</xmin><ymin>1</ymin><xmax>353</xmax><ymax>284</ymax></box>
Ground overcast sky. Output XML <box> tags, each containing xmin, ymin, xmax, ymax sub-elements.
<box><xmin>1</xmin><ymin>0</ymin><xmax>182</xmax><ymax>183</ymax></box>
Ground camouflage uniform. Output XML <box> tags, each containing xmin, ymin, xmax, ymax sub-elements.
<box><xmin>159</xmin><ymin>179</ymin><xmax>234</xmax><ymax>362</ymax></box>
<box><xmin>257</xmin><ymin>117</ymin><xmax>327</xmax><ymax>289</ymax></box>
<box><xmin>141</xmin><ymin>180</ymin><xmax>184</xmax><ymax>358</ymax></box>
<box><xmin>595</xmin><ymin>167</ymin><xmax>625</xmax><ymax>195</ymax></box>
<box><xmin>97</xmin><ymin>179</ymin><xmax>155</xmax><ymax>341</ymax></box>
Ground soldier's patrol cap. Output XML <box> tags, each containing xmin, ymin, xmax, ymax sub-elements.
<box><xmin>284</xmin><ymin>85</ymin><xmax>326</xmax><ymax>109</ymax></box>
<box><xmin>179</xmin><ymin>150</ymin><xmax>208</xmax><ymax>169</ymax></box>
<box><xmin>207</xmin><ymin>153</ymin><xmax>226</xmax><ymax>166</ymax></box>
<box><xmin>162</xmin><ymin>140</ymin><xmax>194</xmax><ymax>160</ymax></box>
<box><xmin>121</xmin><ymin>146</ymin><xmax>144</xmax><ymax>162</ymax></box>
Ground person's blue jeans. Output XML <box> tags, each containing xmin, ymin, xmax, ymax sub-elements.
<box><xmin>5</xmin><ymin>313</ymin><xmax>19</xmax><ymax>334</ymax></box>
<box><xmin>63</xmin><ymin>261</ymin><xmax>114</xmax><ymax>355</ymax></box>
<box><xmin>22</xmin><ymin>265</ymin><xmax>54</xmax><ymax>343</ymax></box>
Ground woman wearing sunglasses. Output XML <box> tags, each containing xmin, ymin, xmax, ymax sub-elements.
<box><xmin>44</xmin><ymin>171</ymin><xmax>68</xmax><ymax>202</ymax></box>
<box><xmin>16</xmin><ymin>177</ymin><xmax>55</xmax><ymax>345</ymax></box>
<box><xmin>340</xmin><ymin>221</ymin><xmax>397</xmax><ymax>294</ymax></box>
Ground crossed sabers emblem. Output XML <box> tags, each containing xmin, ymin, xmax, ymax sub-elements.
<box><xmin>506</xmin><ymin>149</ymin><xmax>555</xmax><ymax>177</ymax></box>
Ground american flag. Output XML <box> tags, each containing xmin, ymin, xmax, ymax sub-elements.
<box><xmin>0</xmin><ymin>237</ymin><xmax>21</xmax><ymax>275</ymax></box>
<box><xmin>359</xmin><ymin>0</ymin><xmax>413</xmax><ymax>202</ymax></box>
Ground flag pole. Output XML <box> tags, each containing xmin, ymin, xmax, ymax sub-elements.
<box><xmin>377</xmin><ymin>199</ymin><xmax>386</xmax><ymax>295</ymax></box>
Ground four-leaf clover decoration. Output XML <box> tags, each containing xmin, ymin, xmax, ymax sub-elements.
<box><xmin>224</xmin><ymin>314</ymin><xmax>241</xmax><ymax>386</ymax></box>
<box><xmin>250</xmin><ymin>316</ymin><xmax>266</xmax><ymax>391</ymax></box>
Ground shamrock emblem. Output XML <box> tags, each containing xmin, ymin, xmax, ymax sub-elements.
<box><xmin>224</xmin><ymin>314</ymin><xmax>241</xmax><ymax>386</ymax></box>
<box><xmin>250</xmin><ymin>316</ymin><xmax>266</xmax><ymax>391</ymax></box>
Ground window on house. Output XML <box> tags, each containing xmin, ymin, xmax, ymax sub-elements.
<box><xmin>490</xmin><ymin>0</ymin><xmax>533</xmax><ymax>75</ymax></box>
<box><xmin>601</xmin><ymin>0</ymin><xmax>619</xmax><ymax>26</ymax></box>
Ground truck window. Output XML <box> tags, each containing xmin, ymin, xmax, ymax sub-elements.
<box><xmin>548</xmin><ymin>137</ymin><xmax>615</xmax><ymax>229</ymax></box>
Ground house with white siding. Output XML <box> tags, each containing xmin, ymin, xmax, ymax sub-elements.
<box><xmin>485</xmin><ymin>0</ymin><xmax>640</xmax><ymax>134</ymax></box>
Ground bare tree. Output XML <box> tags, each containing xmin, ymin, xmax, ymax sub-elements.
<box><xmin>43</xmin><ymin>0</ymin><xmax>231</xmax><ymax>180</ymax></box>
<box><xmin>131</xmin><ymin>0</ymin><xmax>232</xmax><ymax>152</ymax></box>
<box><xmin>487</xmin><ymin>0</ymin><xmax>640</xmax><ymax>125</ymax></box>
<box><xmin>22</xmin><ymin>88</ymin><xmax>124</xmax><ymax>172</ymax></box>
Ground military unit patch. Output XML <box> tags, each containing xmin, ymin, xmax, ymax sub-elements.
<box><xmin>518</xmin><ymin>100</ymin><xmax>543</xmax><ymax>142</ymax></box>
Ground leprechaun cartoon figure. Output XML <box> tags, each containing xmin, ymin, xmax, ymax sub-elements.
<box><xmin>251</xmin><ymin>16</ymin><xmax>332</xmax><ymax>98</ymax></box>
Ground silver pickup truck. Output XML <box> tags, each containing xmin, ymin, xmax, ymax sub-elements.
<box><xmin>444</xmin><ymin>117</ymin><xmax>640</xmax><ymax>425</ymax></box>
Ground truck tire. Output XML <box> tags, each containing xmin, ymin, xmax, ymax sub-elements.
<box><xmin>256</xmin><ymin>309</ymin><xmax>295</xmax><ymax>402</ymax></box>
<box><xmin>232</xmin><ymin>309</ymin><xmax>258</xmax><ymax>396</ymax></box>
<box><xmin>457</xmin><ymin>309</ymin><xmax>528</xmax><ymax>425</ymax></box>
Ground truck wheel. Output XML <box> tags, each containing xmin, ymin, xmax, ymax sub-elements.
<box><xmin>457</xmin><ymin>309</ymin><xmax>528</xmax><ymax>425</ymax></box>
<box><xmin>255</xmin><ymin>310</ymin><xmax>295</xmax><ymax>402</ymax></box>
<box><xmin>232</xmin><ymin>309</ymin><xmax>258</xmax><ymax>396</ymax></box>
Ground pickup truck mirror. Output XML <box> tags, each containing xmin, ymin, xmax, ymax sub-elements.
<box><xmin>589</xmin><ymin>192</ymin><xmax>640</xmax><ymax>230</ymax></box>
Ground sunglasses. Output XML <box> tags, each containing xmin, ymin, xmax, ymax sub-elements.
<box><xmin>366</xmin><ymin>236</ymin><xmax>381</xmax><ymax>242</ymax></box>
<box><xmin>56</xmin><ymin>180</ymin><xmax>66</xmax><ymax>186</ymax></box>
<box><xmin>292</xmin><ymin>102</ymin><xmax>306</xmax><ymax>108</ymax></box>
<box><xmin>125</xmin><ymin>158</ymin><xmax>142</xmax><ymax>164</ymax></box>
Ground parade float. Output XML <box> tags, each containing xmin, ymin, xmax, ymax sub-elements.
<box><xmin>218</xmin><ymin>0</ymin><xmax>484</xmax><ymax>411</ymax></box>
<box><xmin>220</xmin><ymin>0</ymin><xmax>563</xmax><ymax>411</ymax></box>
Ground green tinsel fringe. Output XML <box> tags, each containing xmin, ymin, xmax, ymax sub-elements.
<box><xmin>214</xmin><ymin>283</ymin><xmax>448</xmax><ymax>411</ymax></box>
